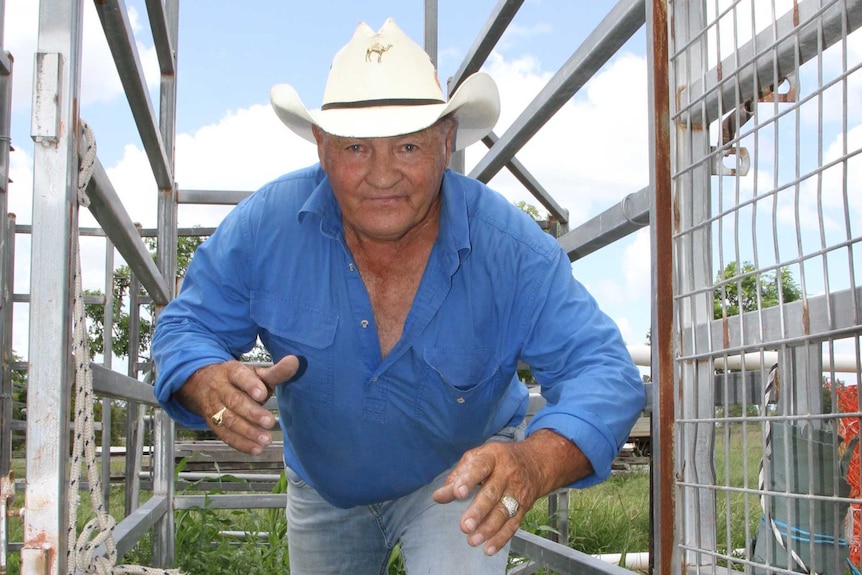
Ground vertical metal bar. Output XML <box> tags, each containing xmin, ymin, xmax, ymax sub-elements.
<box><xmin>23</xmin><ymin>1</ymin><xmax>83</xmax><ymax>573</ymax></box>
<box><xmin>152</xmin><ymin>0</ymin><xmax>179</xmax><ymax>565</ymax></box>
<box><xmin>423</xmin><ymin>0</ymin><xmax>438</xmax><ymax>68</ymax></box>
<box><xmin>100</xmin><ymin>240</ymin><xmax>114</xmax><ymax>507</ymax></box>
<box><xmin>0</xmin><ymin>45</ymin><xmax>13</xmax><ymax>486</ymax></box>
<box><xmin>0</xmin><ymin>38</ymin><xmax>13</xmax><ymax>575</ymax></box>
<box><xmin>645</xmin><ymin>0</ymin><xmax>674</xmax><ymax>573</ymax></box>
<box><xmin>0</xmin><ymin>214</ymin><xmax>14</xmax><ymax>575</ymax></box>
<box><xmin>124</xmin><ymin>274</ymin><xmax>142</xmax><ymax>516</ymax></box>
<box><xmin>670</xmin><ymin>0</ymin><xmax>718</xmax><ymax>568</ymax></box>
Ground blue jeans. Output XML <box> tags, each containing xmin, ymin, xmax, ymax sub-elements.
<box><xmin>284</xmin><ymin>424</ymin><xmax>524</xmax><ymax>575</ymax></box>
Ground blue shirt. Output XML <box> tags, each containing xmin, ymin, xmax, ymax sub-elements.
<box><xmin>152</xmin><ymin>165</ymin><xmax>645</xmax><ymax>508</ymax></box>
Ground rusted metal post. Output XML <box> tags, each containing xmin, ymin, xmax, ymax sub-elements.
<box><xmin>646</xmin><ymin>0</ymin><xmax>674</xmax><ymax>573</ymax></box>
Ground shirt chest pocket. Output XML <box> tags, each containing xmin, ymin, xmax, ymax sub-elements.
<box><xmin>250</xmin><ymin>292</ymin><xmax>338</xmax><ymax>408</ymax></box>
<box><xmin>415</xmin><ymin>346</ymin><xmax>505</xmax><ymax>448</ymax></box>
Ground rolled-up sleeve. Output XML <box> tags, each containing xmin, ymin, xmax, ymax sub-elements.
<box><xmin>521</xmin><ymin>250</ymin><xmax>646</xmax><ymax>487</ymax></box>
<box><xmin>152</xmin><ymin>201</ymin><xmax>260</xmax><ymax>428</ymax></box>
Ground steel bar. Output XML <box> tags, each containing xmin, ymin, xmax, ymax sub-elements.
<box><xmin>689</xmin><ymin>286</ymin><xmax>862</xmax><ymax>357</ymax></box>
<box><xmin>24</xmin><ymin>1</ymin><xmax>84</xmax><ymax>571</ymax></box>
<box><xmin>559</xmin><ymin>186</ymin><xmax>648</xmax><ymax>261</ymax></box>
<box><xmin>481</xmin><ymin>132</ymin><xmax>569</xmax><ymax>227</ymax></box>
<box><xmin>93</xmin><ymin>0</ymin><xmax>173</xmax><ymax>190</ymax></box>
<box><xmin>175</xmin><ymin>494</ymin><xmax>288</xmax><ymax>510</ymax></box>
<box><xmin>124</xmin><ymin>275</ymin><xmax>144</xmax><ymax>516</ymax></box>
<box><xmin>510</xmin><ymin>530</ymin><xmax>635</xmax><ymax>575</ymax></box>
<box><xmin>0</xmin><ymin>48</ymin><xmax>12</xmax><ymax>485</ymax></box>
<box><xmin>646</xmin><ymin>0</ymin><xmax>674</xmax><ymax>570</ymax></box>
<box><xmin>152</xmin><ymin>0</ymin><xmax>179</xmax><ymax>564</ymax></box>
<box><xmin>91</xmin><ymin>363</ymin><xmax>159</xmax><ymax>406</ymax></box>
<box><xmin>100</xmin><ymin>240</ymin><xmax>115</xmax><ymax>506</ymax></box>
<box><xmin>469</xmin><ymin>0</ymin><xmax>646</xmax><ymax>183</ymax></box>
<box><xmin>178</xmin><ymin>189</ymin><xmax>252</xmax><ymax>205</ymax></box>
<box><xmin>144</xmin><ymin>0</ymin><xmax>175</xmax><ymax>75</ymax></box>
<box><xmin>85</xmin><ymin>155</ymin><xmax>170</xmax><ymax>306</ymax></box>
<box><xmin>94</xmin><ymin>495</ymin><xmax>169</xmax><ymax>561</ymax></box>
<box><xmin>680</xmin><ymin>0</ymin><xmax>862</xmax><ymax>127</ymax></box>
<box><xmin>423</xmin><ymin>0</ymin><xmax>438</xmax><ymax>67</ymax></box>
<box><xmin>448</xmin><ymin>0</ymin><xmax>524</xmax><ymax>94</ymax></box>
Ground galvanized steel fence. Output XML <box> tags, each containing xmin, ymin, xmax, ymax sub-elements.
<box><xmin>667</xmin><ymin>0</ymin><xmax>862</xmax><ymax>573</ymax></box>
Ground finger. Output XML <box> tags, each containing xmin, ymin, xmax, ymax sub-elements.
<box><xmin>432</xmin><ymin>448</ymin><xmax>494</xmax><ymax>504</ymax></box>
<box><xmin>221</xmin><ymin>366</ymin><xmax>273</xmax><ymax>412</ymax></box>
<box><xmin>479</xmin><ymin>514</ymin><xmax>522</xmax><ymax>557</ymax></box>
<box><xmin>256</xmin><ymin>354</ymin><xmax>301</xmax><ymax>388</ymax></box>
<box><xmin>464</xmin><ymin>488</ymin><xmax>526</xmax><ymax>553</ymax></box>
<box><xmin>211</xmin><ymin>409</ymin><xmax>273</xmax><ymax>455</ymax></box>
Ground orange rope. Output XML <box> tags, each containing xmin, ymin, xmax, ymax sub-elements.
<box><xmin>833</xmin><ymin>382</ymin><xmax>860</xmax><ymax>567</ymax></box>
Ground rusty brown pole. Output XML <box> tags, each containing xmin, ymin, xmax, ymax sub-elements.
<box><xmin>646</xmin><ymin>0</ymin><xmax>675</xmax><ymax>573</ymax></box>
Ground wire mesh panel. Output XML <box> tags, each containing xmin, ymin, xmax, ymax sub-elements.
<box><xmin>668</xmin><ymin>0</ymin><xmax>862</xmax><ymax>573</ymax></box>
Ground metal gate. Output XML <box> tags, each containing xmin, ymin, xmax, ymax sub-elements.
<box><xmin>665</xmin><ymin>0</ymin><xmax>862</xmax><ymax>573</ymax></box>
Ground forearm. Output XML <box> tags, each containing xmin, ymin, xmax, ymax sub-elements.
<box><xmin>517</xmin><ymin>429</ymin><xmax>593</xmax><ymax>496</ymax></box>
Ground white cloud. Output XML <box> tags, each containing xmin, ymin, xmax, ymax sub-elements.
<box><xmin>623</xmin><ymin>228</ymin><xmax>651</xmax><ymax>301</ymax></box>
<box><xmin>5</xmin><ymin>1</ymin><xmax>159</xmax><ymax>113</ymax></box>
<box><xmin>471</xmin><ymin>50</ymin><xmax>649</xmax><ymax>225</ymax></box>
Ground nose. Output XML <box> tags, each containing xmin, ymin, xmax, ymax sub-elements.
<box><xmin>365</xmin><ymin>146</ymin><xmax>400</xmax><ymax>190</ymax></box>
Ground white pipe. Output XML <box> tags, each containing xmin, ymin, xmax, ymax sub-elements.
<box><xmin>626</xmin><ymin>345</ymin><xmax>859</xmax><ymax>373</ymax></box>
<box><xmin>595</xmin><ymin>549</ymin><xmax>748</xmax><ymax>570</ymax></box>
<box><xmin>593</xmin><ymin>551</ymin><xmax>650</xmax><ymax>570</ymax></box>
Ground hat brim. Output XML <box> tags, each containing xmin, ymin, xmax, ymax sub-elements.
<box><xmin>270</xmin><ymin>73</ymin><xmax>499</xmax><ymax>151</ymax></box>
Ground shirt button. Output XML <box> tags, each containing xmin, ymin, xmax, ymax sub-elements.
<box><xmin>360</xmin><ymin>319</ymin><xmax>369</xmax><ymax>328</ymax></box>
<box><xmin>456</xmin><ymin>397</ymin><xmax>466</xmax><ymax>404</ymax></box>
<box><xmin>371</xmin><ymin>377</ymin><xmax>378</xmax><ymax>382</ymax></box>
<box><xmin>348</xmin><ymin>263</ymin><xmax>355</xmax><ymax>272</ymax></box>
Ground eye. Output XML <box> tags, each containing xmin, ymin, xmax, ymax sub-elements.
<box><xmin>347</xmin><ymin>144</ymin><xmax>363</xmax><ymax>152</ymax></box>
<box><xmin>402</xmin><ymin>143</ymin><xmax>418</xmax><ymax>152</ymax></box>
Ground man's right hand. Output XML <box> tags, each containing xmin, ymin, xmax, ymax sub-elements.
<box><xmin>174</xmin><ymin>355</ymin><xmax>300</xmax><ymax>454</ymax></box>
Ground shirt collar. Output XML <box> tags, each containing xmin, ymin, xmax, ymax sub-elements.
<box><xmin>297</xmin><ymin>167</ymin><xmax>343</xmax><ymax>240</ymax></box>
<box><xmin>438</xmin><ymin>169</ymin><xmax>472</xmax><ymax>268</ymax></box>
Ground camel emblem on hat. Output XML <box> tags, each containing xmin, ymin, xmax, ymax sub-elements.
<box><xmin>366</xmin><ymin>42</ymin><xmax>393</xmax><ymax>63</ymax></box>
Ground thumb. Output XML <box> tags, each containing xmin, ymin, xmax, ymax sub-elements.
<box><xmin>255</xmin><ymin>354</ymin><xmax>302</xmax><ymax>389</ymax></box>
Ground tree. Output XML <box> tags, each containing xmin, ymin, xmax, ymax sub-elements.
<box><xmin>514</xmin><ymin>200</ymin><xmax>544</xmax><ymax>221</ymax></box>
<box><xmin>713</xmin><ymin>261</ymin><xmax>802</xmax><ymax>319</ymax></box>
<box><xmin>85</xmin><ymin>235</ymin><xmax>205</xmax><ymax>360</ymax></box>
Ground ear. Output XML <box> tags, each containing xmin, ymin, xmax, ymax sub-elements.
<box><xmin>311</xmin><ymin>125</ymin><xmax>327</xmax><ymax>168</ymax></box>
<box><xmin>441</xmin><ymin>116</ymin><xmax>458</xmax><ymax>164</ymax></box>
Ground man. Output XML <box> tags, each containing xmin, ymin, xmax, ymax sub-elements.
<box><xmin>153</xmin><ymin>19</ymin><xmax>645</xmax><ymax>574</ymax></box>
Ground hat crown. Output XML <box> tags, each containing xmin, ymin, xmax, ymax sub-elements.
<box><xmin>322</xmin><ymin>19</ymin><xmax>444</xmax><ymax>108</ymax></box>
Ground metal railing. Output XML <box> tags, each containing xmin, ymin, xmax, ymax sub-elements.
<box><xmin>17</xmin><ymin>0</ymin><xmax>849</xmax><ymax>573</ymax></box>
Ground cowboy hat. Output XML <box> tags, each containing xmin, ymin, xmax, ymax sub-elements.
<box><xmin>270</xmin><ymin>18</ymin><xmax>500</xmax><ymax>151</ymax></box>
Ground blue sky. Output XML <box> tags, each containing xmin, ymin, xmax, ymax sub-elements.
<box><xmin>5</xmin><ymin>1</ymin><xmax>662</xmax><ymax>362</ymax></box>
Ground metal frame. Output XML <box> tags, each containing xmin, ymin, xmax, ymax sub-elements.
<box><xmin>3</xmin><ymin>0</ymin><xmax>698</xmax><ymax>573</ymax></box>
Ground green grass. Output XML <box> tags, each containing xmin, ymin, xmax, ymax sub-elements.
<box><xmin>715</xmin><ymin>422</ymin><xmax>763</xmax><ymax>563</ymax></box>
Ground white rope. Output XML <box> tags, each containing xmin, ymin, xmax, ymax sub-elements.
<box><xmin>68</xmin><ymin>120</ymin><xmax>181</xmax><ymax>575</ymax></box>
<box><xmin>758</xmin><ymin>362</ymin><xmax>819</xmax><ymax>574</ymax></box>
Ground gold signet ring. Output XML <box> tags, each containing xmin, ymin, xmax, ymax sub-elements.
<box><xmin>210</xmin><ymin>406</ymin><xmax>228</xmax><ymax>428</ymax></box>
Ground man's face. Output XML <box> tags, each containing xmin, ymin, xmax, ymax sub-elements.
<box><xmin>313</xmin><ymin>119</ymin><xmax>456</xmax><ymax>243</ymax></box>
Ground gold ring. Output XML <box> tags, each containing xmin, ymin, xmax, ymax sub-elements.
<box><xmin>210</xmin><ymin>406</ymin><xmax>227</xmax><ymax>428</ymax></box>
<box><xmin>501</xmin><ymin>495</ymin><xmax>520</xmax><ymax>519</ymax></box>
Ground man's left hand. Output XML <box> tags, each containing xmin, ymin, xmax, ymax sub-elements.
<box><xmin>431</xmin><ymin>429</ymin><xmax>592</xmax><ymax>556</ymax></box>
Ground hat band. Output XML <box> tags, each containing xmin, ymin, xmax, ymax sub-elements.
<box><xmin>321</xmin><ymin>97</ymin><xmax>445</xmax><ymax>111</ymax></box>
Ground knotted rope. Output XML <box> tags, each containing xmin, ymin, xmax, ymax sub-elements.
<box><xmin>68</xmin><ymin>119</ymin><xmax>180</xmax><ymax>574</ymax></box>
